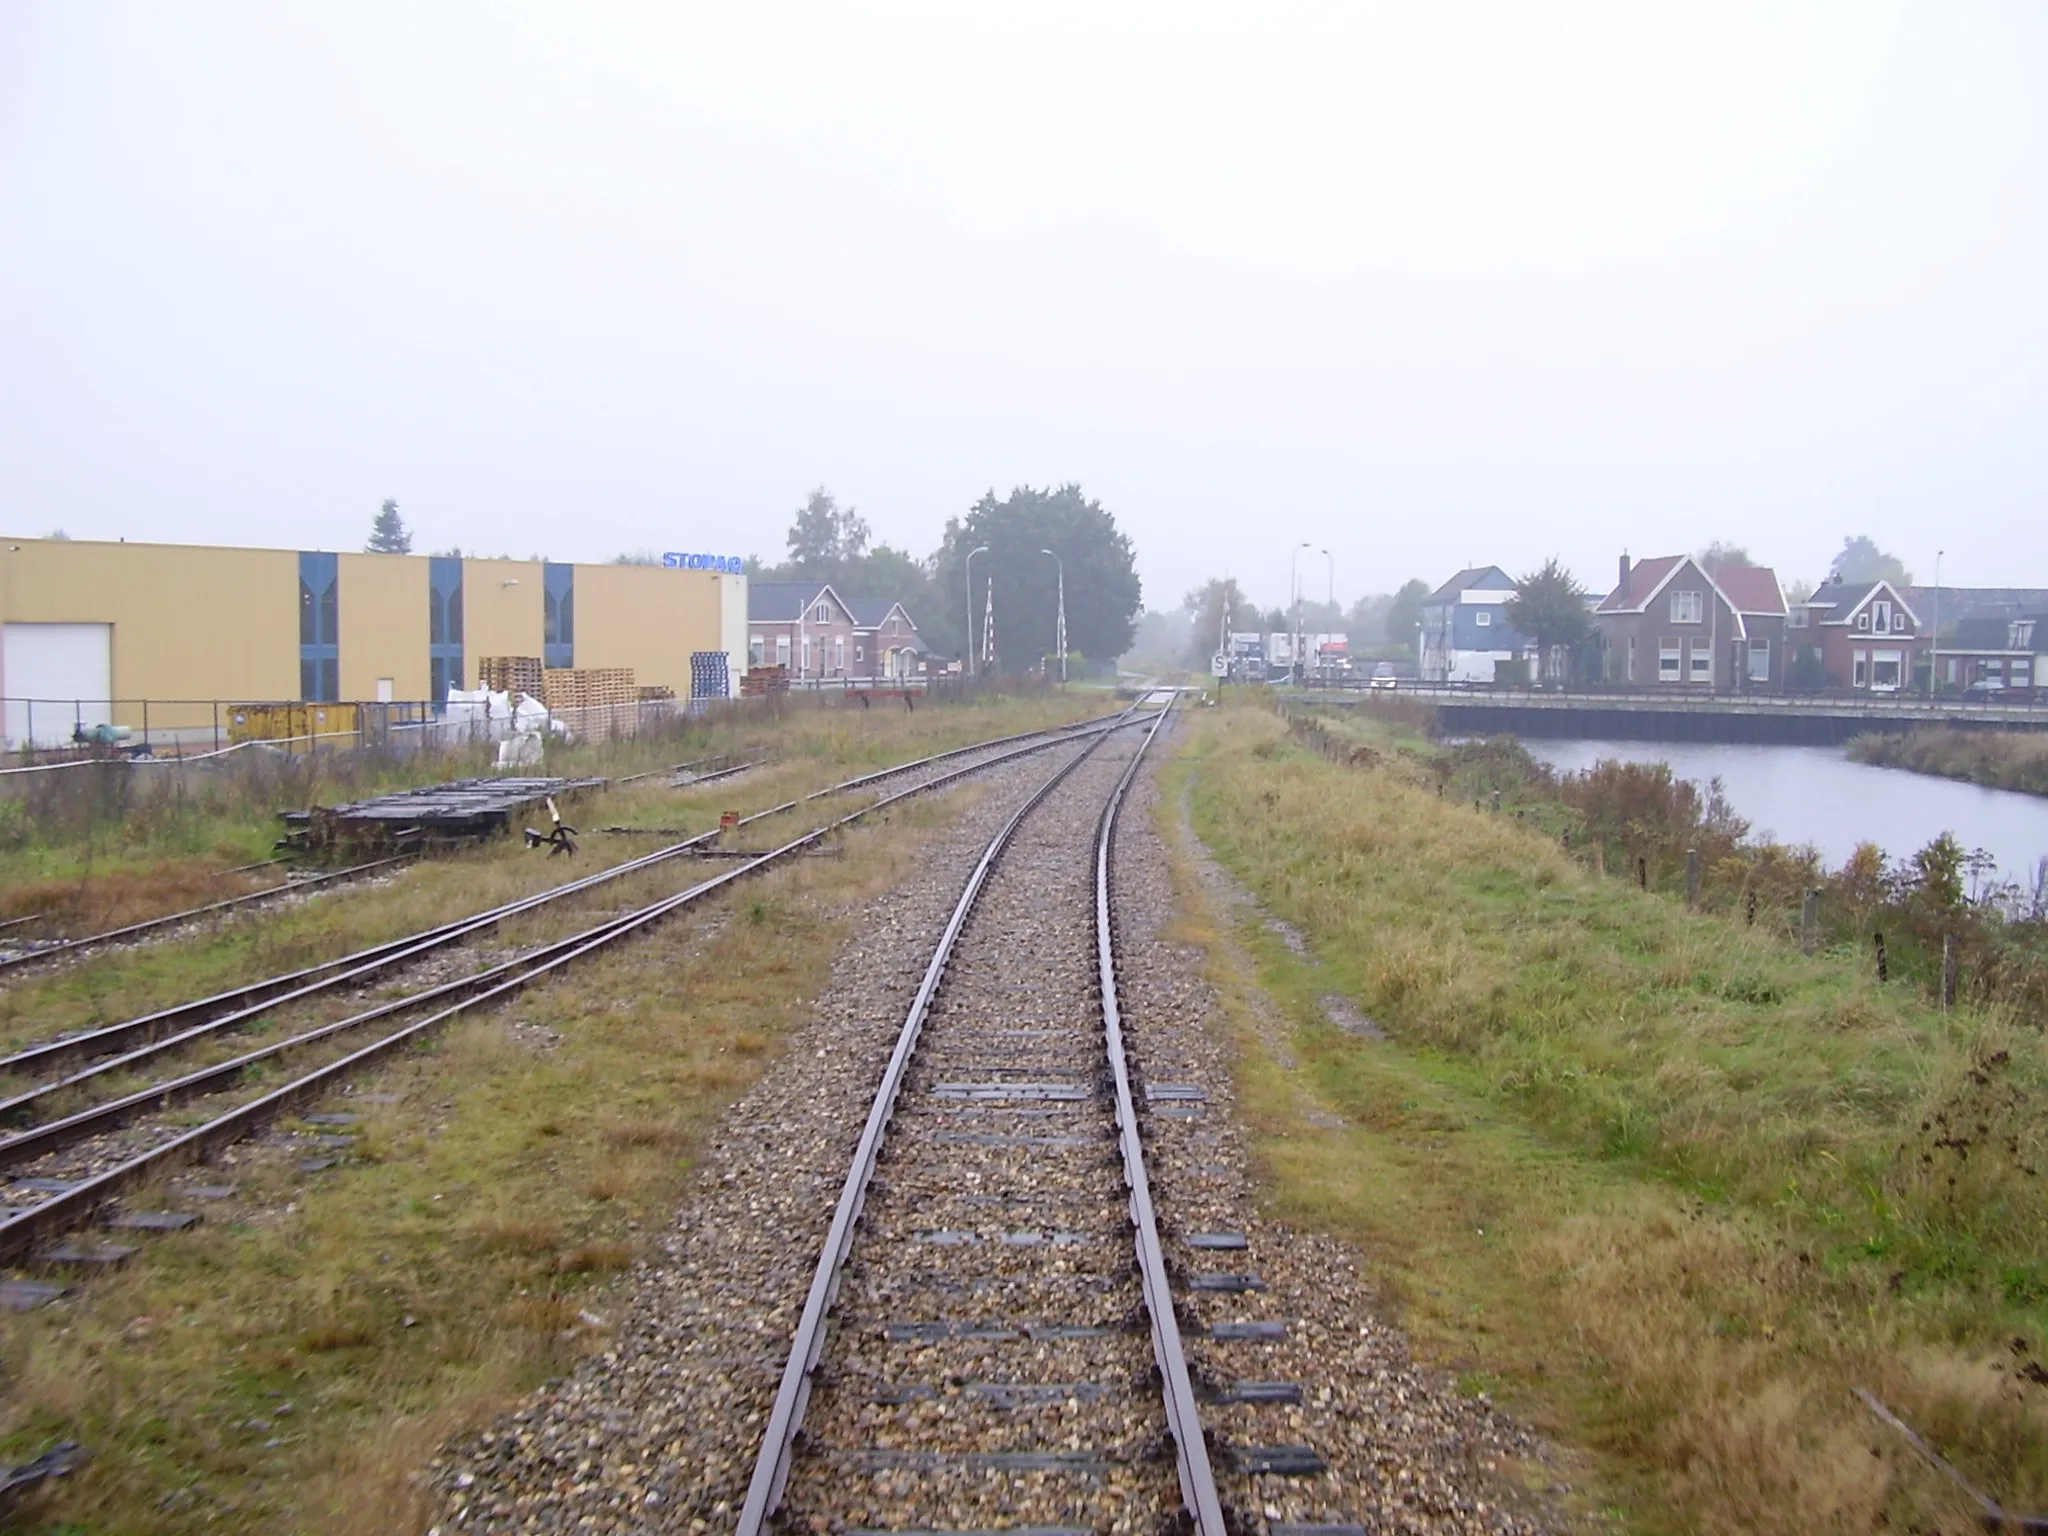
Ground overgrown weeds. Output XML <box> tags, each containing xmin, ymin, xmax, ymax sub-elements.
<box><xmin>1178</xmin><ymin>704</ymin><xmax>2048</xmax><ymax>1533</ymax></box>
<box><xmin>1850</xmin><ymin>727</ymin><xmax>2048</xmax><ymax>798</ymax></box>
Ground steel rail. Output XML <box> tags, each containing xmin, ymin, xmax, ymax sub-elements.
<box><xmin>1093</xmin><ymin>697</ymin><xmax>1224</xmax><ymax>1533</ymax></box>
<box><xmin>733</xmin><ymin>702</ymin><xmax>1172</xmax><ymax>1536</ymax></box>
<box><xmin>0</xmin><ymin>856</ymin><xmax>412</xmax><ymax>978</ymax></box>
<box><xmin>0</xmin><ymin>719</ymin><xmax>1133</xmax><ymax>1162</ymax></box>
<box><xmin>0</xmin><ymin>715</ymin><xmax>1130</xmax><ymax>1083</ymax></box>
<box><xmin>0</xmin><ymin>719</ymin><xmax>1140</xmax><ymax>1129</ymax></box>
<box><xmin>0</xmin><ymin>714</ymin><xmax>1137</xmax><ymax>1263</ymax></box>
<box><xmin>802</xmin><ymin>708</ymin><xmax>1133</xmax><ymax>800</ymax></box>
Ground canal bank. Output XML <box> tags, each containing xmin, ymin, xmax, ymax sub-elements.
<box><xmin>1519</xmin><ymin>737</ymin><xmax>2048</xmax><ymax>886</ymax></box>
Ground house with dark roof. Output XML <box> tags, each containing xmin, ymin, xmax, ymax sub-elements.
<box><xmin>745</xmin><ymin>581</ymin><xmax>928</xmax><ymax>681</ymax></box>
<box><xmin>1418</xmin><ymin>567</ymin><xmax>1530</xmax><ymax>682</ymax></box>
<box><xmin>1938</xmin><ymin>613</ymin><xmax>2044</xmax><ymax>695</ymax></box>
<box><xmin>745</xmin><ymin>581</ymin><xmax>858</xmax><ymax>679</ymax></box>
<box><xmin>1594</xmin><ymin>554</ymin><xmax>1788</xmax><ymax>691</ymax></box>
<box><xmin>1787</xmin><ymin>577</ymin><xmax>1922</xmax><ymax>691</ymax></box>
<box><xmin>847</xmin><ymin>598</ymin><xmax>928</xmax><ymax>680</ymax></box>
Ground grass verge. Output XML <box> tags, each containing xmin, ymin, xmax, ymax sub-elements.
<box><xmin>1163</xmin><ymin>704</ymin><xmax>2048</xmax><ymax>1535</ymax></box>
<box><xmin>0</xmin><ymin>769</ymin><xmax>984</xmax><ymax>1533</ymax></box>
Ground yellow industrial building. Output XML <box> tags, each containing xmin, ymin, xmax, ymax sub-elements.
<box><xmin>0</xmin><ymin>536</ymin><xmax>747</xmax><ymax>747</ymax></box>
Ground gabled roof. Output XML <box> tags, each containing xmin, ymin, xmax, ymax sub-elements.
<box><xmin>846</xmin><ymin>597</ymin><xmax>919</xmax><ymax>631</ymax></box>
<box><xmin>1803</xmin><ymin>578</ymin><xmax>1918</xmax><ymax>628</ymax></box>
<box><xmin>747</xmin><ymin>580</ymin><xmax>847</xmax><ymax>622</ymax></box>
<box><xmin>1597</xmin><ymin>554</ymin><xmax>1768</xmax><ymax>639</ymax></box>
<box><xmin>1713</xmin><ymin>565</ymin><xmax>1787</xmax><ymax>617</ymax></box>
<box><xmin>1596</xmin><ymin>556</ymin><xmax>1685</xmax><ymax>614</ymax></box>
<box><xmin>1428</xmin><ymin>566</ymin><xmax>1515</xmax><ymax>602</ymax></box>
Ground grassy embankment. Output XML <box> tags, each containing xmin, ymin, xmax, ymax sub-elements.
<box><xmin>0</xmin><ymin>688</ymin><xmax>1089</xmax><ymax>930</ymax></box>
<box><xmin>1166</xmin><ymin>702</ymin><xmax>2047</xmax><ymax>1534</ymax></box>
<box><xmin>0</xmin><ymin>692</ymin><xmax>1091</xmax><ymax>1534</ymax></box>
<box><xmin>1850</xmin><ymin>728</ymin><xmax>2048</xmax><ymax>799</ymax></box>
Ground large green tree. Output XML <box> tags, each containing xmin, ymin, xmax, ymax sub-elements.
<box><xmin>1383</xmin><ymin>578</ymin><xmax>1431</xmax><ymax>652</ymax></box>
<box><xmin>1504</xmin><ymin>557</ymin><xmax>1591</xmax><ymax>681</ymax></box>
<box><xmin>927</xmin><ymin>484</ymin><xmax>1141</xmax><ymax>668</ymax></box>
<box><xmin>1832</xmin><ymin>535</ymin><xmax>1912</xmax><ymax>587</ymax></box>
<box><xmin>1181</xmin><ymin>578</ymin><xmax>1252</xmax><ymax>666</ymax></box>
<box><xmin>784</xmin><ymin>487</ymin><xmax>870</xmax><ymax>576</ymax></box>
<box><xmin>366</xmin><ymin>498</ymin><xmax>412</xmax><ymax>554</ymax></box>
<box><xmin>1698</xmin><ymin>541</ymin><xmax>1754</xmax><ymax>573</ymax></box>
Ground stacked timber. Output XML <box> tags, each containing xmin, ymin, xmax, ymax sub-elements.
<box><xmin>541</xmin><ymin>667</ymin><xmax>637</xmax><ymax>711</ymax></box>
<box><xmin>741</xmin><ymin>664</ymin><xmax>789</xmax><ymax>698</ymax></box>
<box><xmin>478</xmin><ymin>656</ymin><xmax>545</xmax><ymax>697</ymax></box>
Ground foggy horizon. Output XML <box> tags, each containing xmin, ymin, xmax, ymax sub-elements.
<box><xmin>4</xmin><ymin>3</ymin><xmax>2043</xmax><ymax>615</ymax></box>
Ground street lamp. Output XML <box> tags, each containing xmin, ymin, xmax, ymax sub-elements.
<box><xmin>964</xmin><ymin>545</ymin><xmax>990</xmax><ymax>678</ymax></box>
<box><xmin>1290</xmin><ymin>542</ymin><xmax>1312</xmax><ymax>686</ymax></box>
<box><xmin>1318</xmin><ymin>547</ymin><xmax>1333</xmax><ymax>681</ymax></box>
<box><xmin>1040</xmin><ymin>548</ymin><xmax>1066</xmax><ymax>684</ymax></box>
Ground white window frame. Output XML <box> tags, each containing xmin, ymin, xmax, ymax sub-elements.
<box><xmin>812</xmin><ymin>601</ymin><xmax>832</xmax><ymax>624</ymax></box>
<box><xmin>775</xmin><ymin>634</ymin><xmax>791</xmax><ymax>668</ymax></box>
<box><xmin>1852</xmin><ymin>647</ymin><xmax>1868</xmax><ymax>687</ymax></box>
<box><xmin>1670</xmin><ymin>590</ymin><xmax>1705</xmax><ymax>624</ymax></box>
<box><xmin>801</xmin><ymin>637</ymin><xmax>812</xmax><ymax>674</ymax></box>
<box><xmin>1856</xmin><ymin>612</ymin><xmax>1871</xmax><ymax>630</ymax></box>
<box><xmin>1475</xmin><ymin>610</ymin><xmax>1492</xmax><ymax>627</ymax></box>
<box><xmin>1659</xmin><ymin>638</ymin><xmax>1681</xmax><ymax>682</ymax></box>
<box><xmin>832</xmin><ymin>636</ymin><xmax>844</xmax><ymax>672</ymax></box>
<box><xmin>1627</xmin><ymin>635</ymin><xmax>1636</xmax><ymax>682</ymax></box>
<box><xmin>1871</xmin><ymin>600</ymin><xmax>1892</xmax><ymax>632</ymax></box>
<box><xmin>1748</xmin><ymin>640</ymin><xmax>1770</xmax><ymax>683</ymax></box>
<box><xmin>1870</xmin><ymin>648</ymin><xmax>1903</xmax><ymax>691</ymax></box>
<box><xmin>1690</xmin><ymin>639</ymin><xmax>1713</xmax><ymax>685</ymax></box>
<box><xmin>855</xmin><ymin>643</ymin><xmax>865</xmax><ymax>662</ymax></box>
<box><xmin>749</xmin><ymin>634</ymin><xmax>766</xmax><ymax>666</ymax></box>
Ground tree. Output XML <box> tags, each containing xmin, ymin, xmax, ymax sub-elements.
<box><xmin>1181</xmin><ymin>578</ymin><xmax>1251</xmax><ymax>666</ymax></box>
<box><xmin>1384</xmin><ymin>579</ymin><xmax>1431</xmax><ymax>653</ymax></box>
<box><xmin>1783</xmin><ymin>576</ymin><xmax>1816</xmax><ymax>605</ymax></box>
<box><xmin>928</xmin><ymin>484</ymin><xmax>1141</xmax><ymax>667</ymax></box>
<box><xmin>1698</xmin><ymin>541</ymin><xmax>1755</xmax><ymax>573</ymax></box>
<box><xmin>43</xmin><ymin>528</ymin><xmax>70</xmax><ymax>541</ymax></box>
<box><xmin>611</xmin><ymin>550</ymin><xmax>660</xmax><ymax>566</ymax></box>
<box><xmin>1122</xmin><ymin>610</ymin><xmax>1191</xmax><ymax>673</ymax></box>
<box><xmin>784</xmin><ymin>488</ymin><xmax>869</xmax><ymax>577</ymax></box>
<box><xmin>1831</xmin><ymin>536</ymin><xmax>1912</xmax><ymax>587</ymax></box>
<box><xmin>1346</xmin><ymin>592</ymin><xmax>1393</xmax><ymax>648</ymax></box>
<box><xmin>1504</xmin><ymin>557</ymin><xmax>1591</xmax><ymax>682</ymax></box>
<box><xmin>366</xmin><ymin>498</ymin><xmax>412</xmax><ymax>555</ymax></box>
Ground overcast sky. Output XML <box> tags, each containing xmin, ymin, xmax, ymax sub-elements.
<box><xmin>3</xmin><ymin>3</ymin><xmax>2043</xmax><ymax>612</ymax></box>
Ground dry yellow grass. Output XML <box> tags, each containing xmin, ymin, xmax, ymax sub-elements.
<box><xmin>1160</xmin><ymin>704</ymin><xmax>2048</xmax><ymax>1535</ymax></box>
<box><xmin>0</xmin><ymin>708</ymin><xmax>1024</xmax><ymax>1533</ymax></box>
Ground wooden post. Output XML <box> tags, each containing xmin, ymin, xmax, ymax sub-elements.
<box><xmin>1637</xmin><ymin>856</ymin><xmax>1648</xmax><ymax>890</ymax></box>
<box><xmin>1491</xmin><ymin>790</ymin><xmax>1501</xmax><ymax>814</ymax></box>
<box><xmin>1801</xmin><ymin>888</ymin><xmax>1820</xmax><ymax>955</ymax></box>
<box><xmin>1685</xmin><ymin>848</ymin><xmax>1701</xmax><ymax>909</ymax></box>
<box><xmin>1874</xmin><ymin>931</ymin><xmax>1889</xmax><ymax>983</ymax></box>
<box><xmin>1593</xmin><ymin>843</ymin><xmax>1605</xmax><ymax>877</ymax></box>
<box><xmin>1942</xmin><ymin>933</ymin><xmax>1958</xmax><ymax>1008</ymax></box>
<box><xmin>1745</xmin><ymin>888</ymin><xmax>1757</xmax><ymax>927</ymax></box>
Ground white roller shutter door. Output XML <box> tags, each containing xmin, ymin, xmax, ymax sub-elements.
<box><xmin>4</xmin><ymin>623</ymin><xmax>113</xmax><ymax>748</ymax></box>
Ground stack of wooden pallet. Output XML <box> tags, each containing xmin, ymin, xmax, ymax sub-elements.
<box><xmin>741</xmin><ymin>664</ymin><xmax>790</xmax><ymax>698</ymax></box>
<box><xmin>478</xmin><ymin>656</ymin><xmax>545</xmax><ymax>697</ymax></box>
<box><xmin>541</xmin><ymin>666</ymin><xmax>637</xmax><ymax>711</ymax></box>
<box><xmin>636</xmin><ymin>684</ymin><xmax>676</xmax><ymax>702</ymax></box>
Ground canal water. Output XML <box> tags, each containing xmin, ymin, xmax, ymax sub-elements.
<box><xmin>1520</xmin><ymin>738</ymin><xmax>2048</xmax><ymax>886</ymax></box>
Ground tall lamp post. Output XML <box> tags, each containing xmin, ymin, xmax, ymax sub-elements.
<box><xmin>1318</xmin><ymin>547</ymin><xmax>1333</xmax><ymax>681</ymax></box>
<box><xmin>1040</xmin><ymin>548</ymin><xmax>1066</xmax><ymax>684</ymax></box>
<box><xmin>964</xmin><ymin>545</ymin><xmax>990</xmax><ymax>678</ymax></box>
<box><xmin>1930</xmin><ymin>549</ymin><xmax>1944</xmax><ymax>697</ymax></box>
<box><xmin>1289</xmin><ymin>541</ymin><xmax>1312</xmax><ymax>686</ymax></box>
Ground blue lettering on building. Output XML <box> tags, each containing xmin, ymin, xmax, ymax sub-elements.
<box><xmin>662</xmin><ymin>552</ymin><xmax>746</xmax><ymax>573</ymax></box>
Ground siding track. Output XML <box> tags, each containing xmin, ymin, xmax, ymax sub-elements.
<box><xmin>734</xmin><ymin>698</ymin><xmax>1221</xmax><ymax>1535</ymax></box>
<box><xmin>0</xmin><ymin>712</ymin><xmax>1141</xmax><ymax>1267</ymax></box>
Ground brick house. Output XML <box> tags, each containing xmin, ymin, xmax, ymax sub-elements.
<box><xmin>1940</xmin><ymin>614</ymin><xmax>2044</xmax><ymax>696</ymax></box>
<box><xmin>1595</xmin><ymin>554</ymin><xmax>1788</xmax><ymax>691</ymax></box>
<box><xmin>848</xmin><ymin>599</ymin><xmax>928</xmax><ymax>680</ymax></box>
<box><xmin>1787</xmin><ymin>578</ymin><xmax>1921</xmax><ymax>691</ymax></box>
<box><xmin>746</xmin><ymin>581</ymin><xmax>858</xmax><ymax>680</ymax></box>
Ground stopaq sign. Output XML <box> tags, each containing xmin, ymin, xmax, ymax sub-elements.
<box><xmin>662</xmin><ymin>552</ymin><xmax>746</xmax><ymax>573</ymax></box>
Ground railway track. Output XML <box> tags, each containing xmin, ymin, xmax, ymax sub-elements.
<box><xmin>732</xmin><ymin>697</ymin><xmax>1229</xmax><ymax>1535</ymax></box>
<box><xmin>0</xmin><ymin>855</ymin><xmax>412</xmax><ymax>978</ymax></box>
<box><xmin>0</xmin><ymin>710</ymin><xmax>1143</xmax><ymax>1270</ymax></box>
